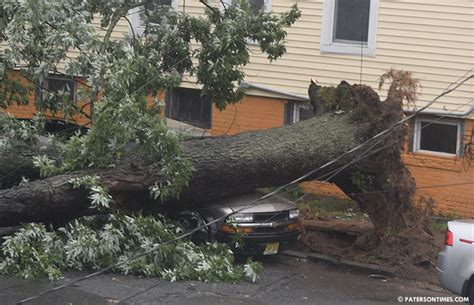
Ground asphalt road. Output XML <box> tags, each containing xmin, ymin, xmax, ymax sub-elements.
<box><xmin>0</xmin><ymin>255</ymin><xmax>456</xmax><ymax>305</ymax></box>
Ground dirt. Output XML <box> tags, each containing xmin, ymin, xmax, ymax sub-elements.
<box><xmin>297</xmin><ymin>217</ymin><xmax>445</xmax><ymax>286</ymax></box>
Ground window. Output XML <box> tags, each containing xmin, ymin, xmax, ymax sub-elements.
<box><xmin>144</xmin><ymin>0</ymin><xmax>173</xmax><ymax>24</ymax></box>
<box><xmin>284</xmin><ymin>101</ymin><xmax>315</xmax><ymax>124</ymax></box>
<box><xmin>249</xmin><ymin>0</ymin><xmax>270</xmax><ymax>15</ymax></box>
<box><xmin>320</xmin><ymin>0</ymin><xmax>379</xmax><ymax>56</ymax></box>
<box><xmin>128</xmin><ymin>0</ymin><xmax>178</xmax><ymax>36</ymax></box>
<box><xmin>165</xmin><ymin>88</ymin><xmax>212</xmax><ymax>129</ymax></box>
<box><xmin>222</xmin><ymin>0</ymin><xmax>271</xmax><ymax>15</ymax></box>
<box><xmin>37</xmin><ymin>76</ymin><xmax>76</xmax><ymax>103</ymax></box>
<box><xmin>220</xmin><ymin>0</ymin><xmax>271</xmax><ymax>45</ymax></box>
<box><xmin>413</xmin><ymin>118</ymin><xmax>462</xmax><ymax>156</ymax></box>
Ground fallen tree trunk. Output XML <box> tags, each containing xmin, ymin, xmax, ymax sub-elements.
<box><xmin>0</xmin><ymin>82</ymin><xmax>428</xmax><ymax>240</ymax></box>
<box><xmin>0</xmin><ymin>144</ymin><xmax>45</xmax><ymax>190</ymax></box>
<box><xmin>0</xmin><ymin>114</ymin><xmax>369</xmax><ymax>227</ymax></box>
<box><xmin>0</xmin><ymin>136</ymin><xmax>61</xmax><ymax>190</ymax></box>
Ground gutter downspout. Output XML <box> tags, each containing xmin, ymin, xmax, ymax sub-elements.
<box><xmin>240</xmin><ymin>81</ymin><xmax>310</xmax><ymax>102</ymax></box>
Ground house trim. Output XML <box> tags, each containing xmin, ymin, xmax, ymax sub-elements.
<box><xmin>36</xmin><ymin>74</ymin><xmax>77</xmax><ymax>104</ymax></box>
<box><xmin>412</xmin><ymin>117</ymin><xmax>462</xmax><ymax>157</ymax></box>
<box><xmin>320</xmin><ymin>0</ymin><xmax>379</xmax><ymax>57</ymax></box>
<box><xmin>240</xmin><ymin>81</ymin><xmax>309</xmax><ymax>102</ymax></box>
<box><xmin>128</xmin><ymin>0</ymin><xmax>179</xmax><ymax>37</ymax></box>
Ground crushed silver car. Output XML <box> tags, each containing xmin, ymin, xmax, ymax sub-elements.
<box><xmin>178</xmin><ymin>192</ymin><xmax>301</xmax><ymax>256</ymax></box>
<box><xmin>437</xmin><ymin>220</ymin><xmax>474</xmax><ymax>305</ymax></box>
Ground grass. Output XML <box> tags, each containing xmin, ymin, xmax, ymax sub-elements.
<box><xmin>428</xmin><ymin>220</ymin><xmax>447</xmax><ymax>234</ymax></box>
<box><xmin>298</xmin><ymin>195</ymin><xmax>360</xmax><ymax>219</ymax></box>
<box><xmin>428</xmin><ymin>215</ymin><xmax>457</xmax><ymax>234</ymax></box>
<box><xmin>260</xmin><ymin>185</ymin><xmax>362</xmax><ymax>219</ymax></box>
<box><xmin>260</xmin><ymin>186</ymin><xmax>362</xmax><ymax>219</ymax></box>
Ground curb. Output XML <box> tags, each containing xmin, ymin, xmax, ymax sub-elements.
<box><xmin>281</xmin><ymin>249</ymin><xmax>395</xmax><ymax>277</ymax></box>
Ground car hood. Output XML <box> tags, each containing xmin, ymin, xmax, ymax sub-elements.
<box><xmin>230</xmin><ymin>201</ymin><xmax>295</xmax><ymax>214</ymax></box>
<box><xmin>204</xmin><ymin>192</ymin><xmax>296</xmax><ymax>214</ymax></box>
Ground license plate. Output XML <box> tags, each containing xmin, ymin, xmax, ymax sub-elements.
<box><xmin>263</xmin><ymin>242</ymin><xmax>279</xmax><ymax>255</ymax></box>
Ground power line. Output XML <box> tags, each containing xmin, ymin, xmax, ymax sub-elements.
<box><xmin>278</xmin><ymin>96</ymin><xmax>474</xmax><ymax>203</ymax></box>
<box><xmin>258</xmin><ymin>73</ymin><xmax>474</xmax><ymax>221</ymax></box>
<box><xmin>15</xmin><ymin>70</ymin><xmax>474</xmax><ymax>304</ymax></box>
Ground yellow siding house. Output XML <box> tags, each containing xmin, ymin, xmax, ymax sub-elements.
<box><xmin>3</xmin><ymin>0</ymin><xmax>474</xmax><ymax>217</ymax></box>
<box><xmin>162</xmin><ymin>0</ymin><xmax>474</xmax><ymax>217</ymax></box>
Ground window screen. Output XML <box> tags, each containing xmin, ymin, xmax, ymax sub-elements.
<box><xmin>419</xmin><ymin>122</ymin><xmax>458</xmax><ymax>154</ymax></box>
<box><xmin>165</xmin><ymin>88</ymin><xmax>211</xmax><ymax>129</ymax></box>
<box><xmin>334</xmin><ymin>0</ymin><xmax>370</xmax><ymax>43</ymax></box>
<box><xmin>39</xmin><ymin>77</ymin><xmax>75</xmax><ymax>102</ymax></box>
<box><xmin>298</xmin><ymin>104</ymin><xmax>315</xmax><ymax>121</ymax></box>
<box><xmin>284</xmin><ymin>102</ymin><xmax>315</xmax><ymax>124</ymax></box>
<box><xmin>284</xmin><ymin>102</ymin><xmax>294</xmax><ymax>125</ymax></box>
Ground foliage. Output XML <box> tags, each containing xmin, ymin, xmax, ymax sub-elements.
<box><xmin>32</xmin><ymin>154</ymin><xmax>61</xmax><ymax>177</ymax></box>
<box><xmin>379</xmin><ymin>68</ymin><xmax>420</xmax><ymax>105</ymax></box>
<box><xmin>69</xmin><ymin>175</ymin><xmax>113</xmax><ymax>209</ymax></box>
<box><xmin>0</xmin><ymin>0</ymin><xmax>300</xmax><ymax>205</ymax></box>
<box><xmin>0</xmin><ymin>0</ymin><xmax>297</xmax><ymax>282</ymax></box>
<box><xmin>0</xmin><ymin>114</ymin><xmax>44</xmax><ymax>153</ymax></box>
<box><xmin>428</xmin><ymin>218</ymin><xmax>447</xmax><ymax>234</ymax></box>
<box><xmin>0</xmin><ymin>215</ymin><xmax>262</xmax><ymax>283</ymax></box>
<box><xmin>0</xmin><ymin>223</ymin><xmax>65</xmax><ymax>280</ymax></box>
<box><xmin>195</xmin><ymin>0</ymin><xmax>301</xmax><ymax>108</ymax></box>
<box><xmin>350</xmin><ymin>172</ymin><xmax>375</xmax><ymax>193</ymax></box>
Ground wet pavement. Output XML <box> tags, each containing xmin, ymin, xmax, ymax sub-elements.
<box><xmin>0</xmin><ymin>255</ymin><xmax>456</xmax><ymax>305</ymax></box>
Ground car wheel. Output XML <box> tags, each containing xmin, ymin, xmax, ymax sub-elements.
<box><xmin>177</xmin><ymin>212</ymin><xmax>210</xmax><ymax>244</ymax></box>
<box><xmin>469</xmin><ymin>282</ymin><xmax>474</xmax><ymax>305</ymax></box>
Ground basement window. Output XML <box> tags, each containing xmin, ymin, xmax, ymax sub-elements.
<box><xmin>37</xmin><ymin>75</ymin><xmax>76</xmax><ymax>104</ymax></box>
<box><xmin>284</xmin><ymin>101</ymin><xmax>315</xmax><ymax>124</ymax></box>
<box><xmin>165</xmin><ymin>88</ymin><xmax>212</xmax><ymax>129</ymax></box>
<box><xmin>413</xmin><ymin>118</ymin><xmax>461</xmax><ymax>156</ymax></box>
<box><xmin>320</xmin><ymin>0</ymin><xmax>379</xmax><ymax>56</ymax></box>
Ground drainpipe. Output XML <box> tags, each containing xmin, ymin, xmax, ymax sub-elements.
<box><xmin>239</xmin><ymin>81</ymin><xmax>310</xmax><ymax>102</ymax></box>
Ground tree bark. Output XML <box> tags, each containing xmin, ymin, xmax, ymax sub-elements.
<box><xmin>0</xmin><ymin>144</ymin><xmax>43</xmax><ymax>190</ymax></box>
<box><xmin>0</xmin><ymin>114</ymin><xmax>370</xmax><ymax>227</ymax></box>
<box><xmin>0</xmin><ymin>137</ymin><xmax>60</xmax><ymax>190</ymax></box>
<box><xmin>0</xmin><ymin>82</ymin><xmax>428</xmax><ymax>239</ymax></box>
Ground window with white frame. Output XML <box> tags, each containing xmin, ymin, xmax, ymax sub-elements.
<box><xmin>248</xmin><ymin>0</ymin><xmax>270</xmax><ymax>15</ymax></box>
<box><xmin>222</xmin><ymin>0</ymin><xmax>271</xmax><ymax>15</ymax></box>
<box><xmin>320</xmin><ymin>0</ymin><xmax>379</xmax><ymax>56</ymax></box>
<box><xmin>413</xmin><ymin>118</ymin><xmax>462</xmax><ymax>156</ymax></box>
<box><xmin>221</xmin><ymin>0</ymin><xmax>271</xmax><ymax>45</ymax></box>
<box><xmin>128</xmin><ymin>0</ymin><xmax>178</xmax><ymax>36</ymax></box>
<box><xmin>284</xmin><ymin>101</ymin><xmax>315</xmax><ymax>124</ymax></box>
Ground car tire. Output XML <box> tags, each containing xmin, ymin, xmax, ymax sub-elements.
<box><xmin>469</xmin><ymin>282</ymin><xmax>474</xmax><ymax>305</ymax></box>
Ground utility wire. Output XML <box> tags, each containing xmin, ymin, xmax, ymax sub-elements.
<box><xmin>277</xmin><ymin>96</ymin><xmax>474</xmax><ymax>205</ymax></box>
<box><xmin>16</xmin><ymin>70</ymin><xmax>474</xmax><ymax>304</ymax></box>
<box><xmin>255</xmin><ymin>74</ymin><xmax>474</xmax><ymax>223</ymax></box>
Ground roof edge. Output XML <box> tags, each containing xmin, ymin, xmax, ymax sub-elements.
<box><xmin>240</xmin><ymin>81</ymin><xmax>310</xmax><ymax>102</ymax></box>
